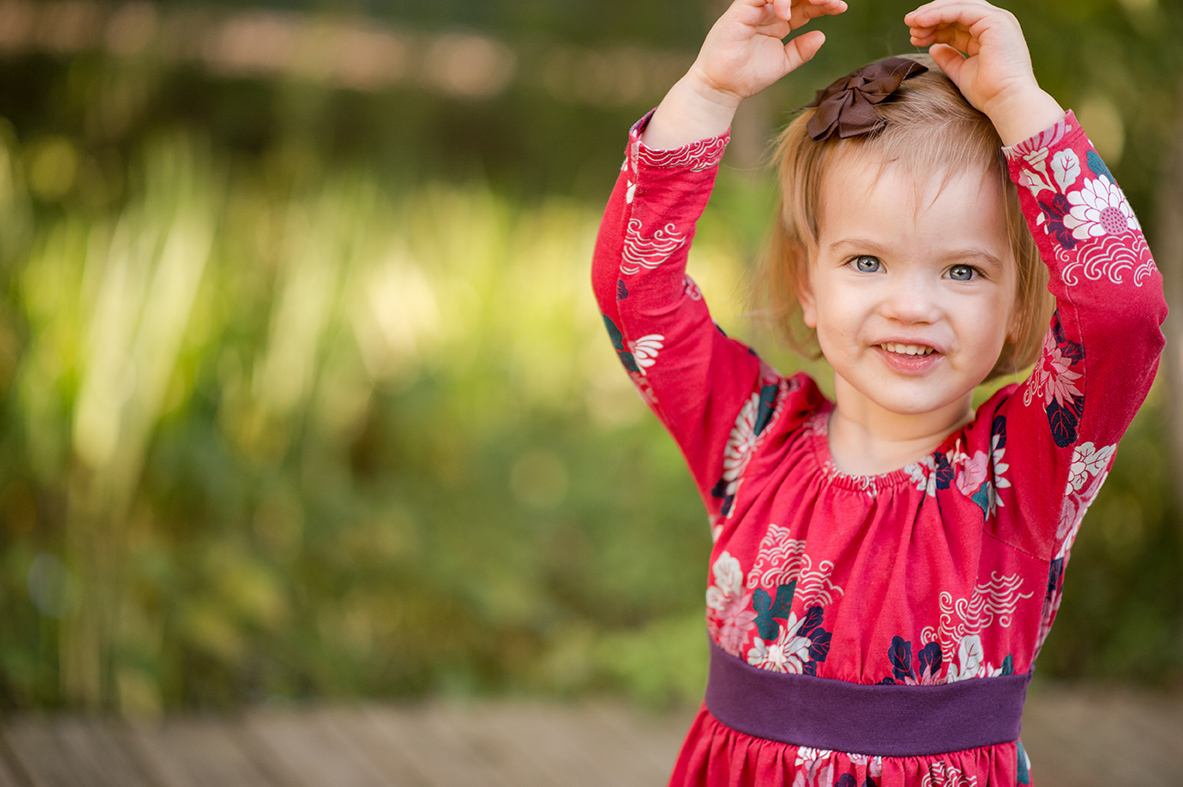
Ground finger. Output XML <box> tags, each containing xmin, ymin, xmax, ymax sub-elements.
<box><xmin>910</xmin><ymin>25</ymin><xmax>980</xmax><ymax>55</ymax></box>
<box><xmin>906</xmin><ymin>0</ymin><xmax>1006</xmax><ymax>33</ymax></box>
<box><xmin>783</xmin><ymin>29</ymin><xmax>827</xmax><ymax>72</ymax></box>
<box><xmin>927</xmin><ymin>42</ymin><xmax>966</xmax><ymax>83</ymax></box>
<box><xmin>783</xmin><ymin>0</ymin><xmax>848</xmax><ymax>27</ymax></box>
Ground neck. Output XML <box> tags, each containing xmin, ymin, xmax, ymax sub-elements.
<box><xmin>827</xmin><ymin>379</ymin><xmax>973</xmax><ymax>477</ymax></box>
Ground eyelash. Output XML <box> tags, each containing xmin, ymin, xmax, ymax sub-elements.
<box><xmin>846</xmin><ymin>256</ymin><xmax>984</xmax><ymax>282</ymax></box>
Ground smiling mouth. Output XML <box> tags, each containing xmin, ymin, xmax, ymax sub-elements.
<box><xmin>878</xmin><ymin>342</ymin><xmax>936</xmax><ymax>357</ymax></box>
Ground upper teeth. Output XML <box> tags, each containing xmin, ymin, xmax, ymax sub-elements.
<box><xmin>882</xmin><ymin>343</ymin><xmax>934</xmax><ymax>356</ymax></box>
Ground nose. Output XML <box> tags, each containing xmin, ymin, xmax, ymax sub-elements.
<box><xmin>879</xmin><ymin>269</ymin><xmax>941</xmax><ymax>324</ymax></box>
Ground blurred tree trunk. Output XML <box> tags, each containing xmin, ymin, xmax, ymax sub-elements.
<box><xmin>1155</xmin><ymin>89</ymin><xmax>1183</xmax><ymax>659</ymax></box>
<box><xmin>1156</xmin><ymin>98</ymin><xmax>1183</xmax><ymax>488</ymax></box>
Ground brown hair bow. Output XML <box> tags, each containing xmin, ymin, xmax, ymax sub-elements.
<box><xmin>805</xmin><ymin>57</ymin><xmax>928</xmax><ymax>142</ymax></box>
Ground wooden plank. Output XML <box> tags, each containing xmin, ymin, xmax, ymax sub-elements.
<box><xmin>426</xmin><ymin>703</ymin><xmax>578</xmax><ymax>786</ymax></box>
<box><xmin>130</xmin><ymin>717</ymin><xmax>283</xmax><ymax>787</ymax></box>
<box><xmin>460</xmin><ymin>702</ymin><xmax>652</xmax><ymax>787</ymax></box>
<box><xmin>1020</xmin><ymin>687</ymin><xmax>1183</xmax><ymax>787</ymax></box>
<box><xmin>576</xmin><ymin>702</ymin><xmax>692</xmax><ymax>785</ymax></box>
<box><xmin>0</xmin><ymin>734</ymin><xmax>31</xmax><ymax>787</ymax></box>
<box><xmin>244</xmin><ymin>707</ymin><xmax>395</xmax><ymax>787</ymax></box>
<box><xmin>3</xmin><ymin>717</ymin><xmax>161</xmax><ymax>787</ymax></box>
<box><xmin>316</xmin><ymin>708</ymin><xmax>436</xmax><ymax>787</ymax></box>
<box><xmin>359</xmin><ymin>704</ymin><xmax>509</xmax><ymax>787</ymax></box>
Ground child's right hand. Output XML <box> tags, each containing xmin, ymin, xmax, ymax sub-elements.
<box><xmin>642</xmin><ymin>0</ymin><xmax>847</xmax><ymax>150</ymax></box>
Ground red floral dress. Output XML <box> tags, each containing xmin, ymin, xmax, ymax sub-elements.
<box><xmin>590</xmin><ymin>110</ymin><xmax>1166</xmax><ymax>787</ymax></box>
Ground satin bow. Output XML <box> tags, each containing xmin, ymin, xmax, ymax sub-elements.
<box><xmin>805</xmin><ymin>57</ymin><xmax>929</xmax><ymax>142</ymax></box>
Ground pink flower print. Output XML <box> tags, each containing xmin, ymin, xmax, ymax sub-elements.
<box><xmin>1062</xmin><ymin>177</ymin><xmax>1140</xmax><ymax>240</ymax></box>
<box><xmin>1024</xmin><ymin>332</ymin><xmax>1083</xmax><ymax>410</ymax></box>
<box><xmin>954</xmin><ymin>449</ymin><xmax>989</xmax><ymax>497</ymax></box>
<box><xmin>706</xmin><ymin>552</ymin><xmax>756</xmax><ymax>655</ymax></box>
<box><xmin>713</xmin><ymin>592</ymin><xmax>756</xmax><ymax>655</ymax></box>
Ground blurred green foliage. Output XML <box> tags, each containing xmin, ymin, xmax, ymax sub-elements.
<box><xmin>0</xmin><ymin>0</ymin><xmax>1181</xmax><ymax>713</ymax></box>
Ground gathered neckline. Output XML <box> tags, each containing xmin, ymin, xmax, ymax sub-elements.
<box><xmin>805</xmin><ymin>403</ymin><xmax>960</xmax><ymax>494</ymax></box>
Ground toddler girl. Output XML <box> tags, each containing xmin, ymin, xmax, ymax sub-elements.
<box><xmin>591</xmin><ymin>0</ymin><xmax>1167</xmax><ymax>784</ymax></box>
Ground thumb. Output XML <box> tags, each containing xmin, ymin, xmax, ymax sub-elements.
<box><xmin>928</xmin><ymin>43</ymin><xmax>965</xmax><ymax>85</ymax></box>
<box><xmin>785</xmin><ymin>30</ymin><xmax>827</xmax><ymax>72</ymax></box>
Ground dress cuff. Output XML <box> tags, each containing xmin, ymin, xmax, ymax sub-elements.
<box><xmin>623</xmin><ymin>110</ymin><xmax>730</xmax><ymax>174</ymax></box>
<box><xmin>1002</xmin><ymin>110</ymin><xmax>1078</xmax><ymax>165</ymax></box>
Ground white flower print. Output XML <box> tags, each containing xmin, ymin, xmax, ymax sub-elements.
<box><xmin>720</xmin><ymin>394</ymin><xmax>761</xmax><ymax>508</ymax></box>
<box><xmin>1062</xmin><ymin>177</ymin><xmax>1141</xmax><ymax>240</ymax></box>
<box><xmin>991</xmin><ymin>433</ymin><xmax>1011</xmax><ymax>499</ymax></box>
<box><xmin>747</xmin><ymin>612</ymin><xmax>812</xmax><ymax>674</ymax></box>
<box><xmin>706</xmin><ymin>552</ymin><xmax>743</xmax><ymax>611</ymax></box>
<box><xmin>795</xmin><ymin>747</ymin><xmax>833</xmax><ymax>768</ymax></box>
<box><xmin>629</xmin><ymin>334</ymin><xmax>664</xmax><ymax>371</ymax></box>
<box><xmin>706</xmin><ymin>552</ymin><xmax>756</xmax><ymax>656</ymax></box>
<box><xmin>922</xmin><ymin>761</ymin><xmax>978</xmax><ymax>787</ymax></box>
<box><xmin>1051</xmin><ymin>149</ymin><xmax>1081</xmax><ymax>191</ymax></box>
<box><xmin>905</xmin><ymin>455</ymin><xmax>937</xmax><ymax>496</ymax></box>
<box><xmin>625</xmin><ymin>180</ymin><xmax>636</xmax><ymax>204</ymax></box>
<box><xmin>1068</xmin><ymin>442</ymin><xmax>1117</xmax><ymax>492</ymax></box>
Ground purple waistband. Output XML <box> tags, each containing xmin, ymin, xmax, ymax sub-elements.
<box><xmin>705</xmin><ymin>638</ymin><xmax>1031</xmax><ymax>757</ymax></box>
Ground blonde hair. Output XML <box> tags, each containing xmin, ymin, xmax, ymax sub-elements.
<box><xmin>757</xmin><ymin>54</ymin><xmax>1052</xmax><ymax>381</ymax></box>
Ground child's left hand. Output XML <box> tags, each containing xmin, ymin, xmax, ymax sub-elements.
<box><xmin>905</xmin><ymin>0</ymin><xmax>1063</xmax><ymax>145</ymax></box>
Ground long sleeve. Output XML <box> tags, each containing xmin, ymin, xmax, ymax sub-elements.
<box><xmin>592</xmin><ymin>114</ymin><xmax>815</xmax><ymax>534</ymax></box>
<box><xmin>983</xmin><ymin>111</ymin><xmax>1167</xmax><ymax>567</ymax></box>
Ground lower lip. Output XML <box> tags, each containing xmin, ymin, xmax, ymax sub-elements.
<box><xmin>874</xmin><ymin>346</ymin><xmax>943</xmax><ymax>375</ymax></box>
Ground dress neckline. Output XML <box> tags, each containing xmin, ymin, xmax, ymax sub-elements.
<box><xmin>805</xmin><ymin>401</ymin><xmax>959</xmax><ymax>494</ymax></box>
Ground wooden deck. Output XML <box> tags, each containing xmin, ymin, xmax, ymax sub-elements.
<box><xmin>1</xmin><ymin>686</ymin><xmax>1180</xmax><ymax>786</ymax></box>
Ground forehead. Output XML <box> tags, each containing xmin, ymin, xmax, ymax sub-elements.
<box><xmin>817</xmin><ymin>149</ymin><xmax>1010</xmax><ymax>251</ymax></box>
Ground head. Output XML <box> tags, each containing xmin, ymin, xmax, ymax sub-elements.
<box><xmin>759</xmin><ymin>54</ymin><xmax>1052</xmax><ymax>384</ymax></box>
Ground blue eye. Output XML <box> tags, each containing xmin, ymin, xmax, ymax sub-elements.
<box><xmin>852</xmin><ymin>255</ymin><xmax>880</xmax><ymax>273</ymax></box>
<box><xmin>948</xmin><ymin>264</ymin><xmax>977</xmax><ymax>281</ymax></box>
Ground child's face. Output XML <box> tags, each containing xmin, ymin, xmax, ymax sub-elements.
<box><xmin>799</xmin><ymin>153</ymin><xmax>1017</xmax><ymax>428</ymax></box>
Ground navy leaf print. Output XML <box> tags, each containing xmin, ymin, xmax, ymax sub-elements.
<box><xmin>933</xmin><ymin>452</ymin><xmax>954</xmax><ymax>491</ymax></box>
<box><xmin>1046</xmin><ymin>558</ymin><xmax>1065</xmax><ymax>602</ymax></box>
<box><xmin>802</xmin><ymin>660</ymin><xmax>818</xmax><ymax>676</ymax></box>
<box><xmin>616</xmin><ymin>278</ymin><xmax>629</xmax><ymax>300</ymax></box>
<box><xmin>618</xmin><ymin>352</ymin><xmax>641</xmax><ymax>374</ymax></box>
<box><xmin>798</xmin><ymin>605</ymin><xmax>825</xmax><ymax>638</ymax></box>
<box><xmin>917</xmin><ymin>642</ymin><xmax>942</xmax><ymax>678</ymax></box>
<box><xmin>1050</xmin><ymin>311</ymin><xmax>1086</xmax><ymax>363</ymax></box>
<box><xmin>1047</xmin><ymin>398</ymin><xmax>1080</xmax><ymax>448</ymax></box>
<box><xmin>715</xmin><ymin>322</ymin><xmax>728</xmax><ymax>337</ymax></box>
<box><xmin>878</xmin><ymin>676</ymin><xmax>898</xmax><ymax>685</ymax></box>
<box><xmin>992</xmin><ymin>414</ymin><xmax>1007</xmax><ymax>450</ymax></box>
<box><xmin>836</xmin><ymin>777</ymin><xmax>858</xmax><ymax>787</ymax></box>
<box><xmin>710</xmin><ymin>479</ymin><xmax>735</xmax><ymax>517</ymax></box>
<box><xmin>808</xmin><ymin>628</ymin><xmax>832</xmax><ymax>663</ymax></box>
<box><xmin>754</xmin><ymin>384</ymin><xmax>779</xmax><ymax>436</ymax></box>
<box><xmin>753</xmin><ymin>582</ymin><xmax>796</xmax><ymax>641</ymax></box>
<box><xmin>889</xmin><ymin>636</ymin><xmax>914</xmax><ymax>682</ymax></box>
<box><xmin>1038</xmin><ymin>193</ymin><xmax>1077</xmax><ymax>250</ymax></box>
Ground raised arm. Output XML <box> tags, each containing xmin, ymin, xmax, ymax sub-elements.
<box><xmin>909</xmin><ymin>0</ymin><xmax>1167</xmax><ymax>559</ymax></box>
<box><xmin>591</xmin><ymin>0</ymin><xmax>844</xmax><ymax>531</ymax></box>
